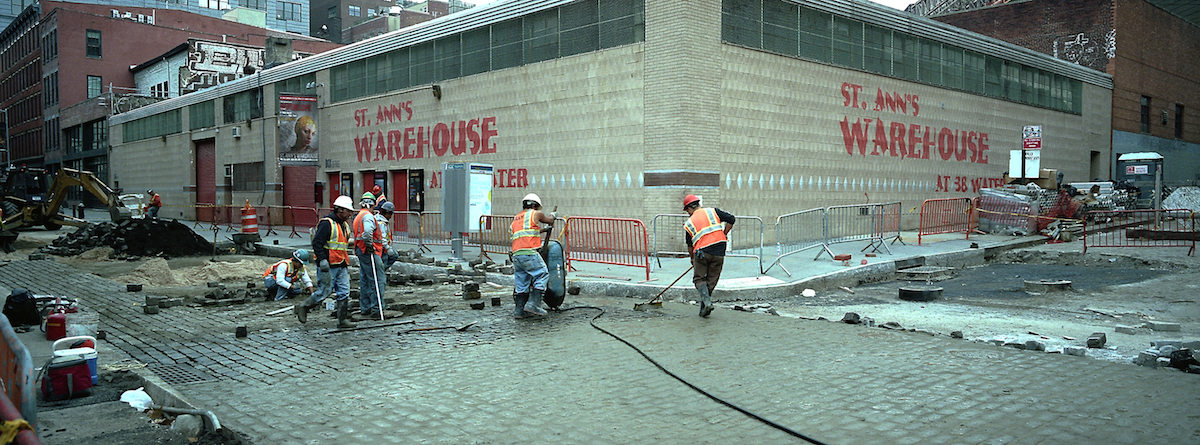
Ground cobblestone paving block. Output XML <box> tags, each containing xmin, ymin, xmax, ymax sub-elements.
<box><xmin>4</xmin><ymin>260</ymin><xmax>1200</xmax><ymax>444</ymax></box>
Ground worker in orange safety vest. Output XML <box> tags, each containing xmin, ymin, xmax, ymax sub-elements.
<box><xmin>682</xmin><ymin>194</ymin><xmax>735</xmax><ymax>318</ymax></box>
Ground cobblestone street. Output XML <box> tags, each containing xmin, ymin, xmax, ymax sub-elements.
<box><xmin>4</xmin><ymin>257</ymin><xmax>1200</xmax><ymax>444</ymax></box>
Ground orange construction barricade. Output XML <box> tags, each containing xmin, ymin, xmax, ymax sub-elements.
<box><xmin>241</xmin><ymin>200</ymin><xmax>258</xmax><ymax>234</ymax></box>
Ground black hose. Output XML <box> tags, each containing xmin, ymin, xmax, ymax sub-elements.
<box><xmin>559</xmin><ymin>306</ymin><xmax>829</xmax><ymax>445</ymax></box>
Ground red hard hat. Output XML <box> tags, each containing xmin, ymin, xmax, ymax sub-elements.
<box><xmin>372</xmin><ymin>185</ymin><xmax>382</xmax><ymax>195</ymax></box>
<box><xmin>682</xmin><ymin>194</ymin><xmax>700</xmax><ymax>210</ymax></box>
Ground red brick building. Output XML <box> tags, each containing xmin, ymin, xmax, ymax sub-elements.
<box><xmin>0</xmin><ymin>1</ymin><xmax>341</xmax><ymax>181</ymax></box>
<box><xmin>923</xmin><ymin>0</ymin><xmax>1200</xmax><ymax>184</ymax></box>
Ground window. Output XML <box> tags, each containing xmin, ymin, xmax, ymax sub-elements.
<box><xmin>243</xmin><ymin>0</ymin><xmax>266</xmax><ymax>11</ymax></box>
<box><xmin>723</xmin><ymin>0</ymin><xmax>762</xmax><ymax>49</ymax></box>
<box><xmin>278</xmin><ymin>2</ymin><xmax>302</xmax><ymax>21</ymax></box>
<box><xmin>863</xmin><ymin>24</ymin><xmax>891</xmax><ymax>76</ymax></box>
<box><xmin>43</xmin><ymin>72</ymin><xmax>58</xmax><ymax>106</ymax></box>
<box><xmin>232</xmin><ymin>162</ymin><xmax>265</xmax><ymax>191</ymax></box>
<box><xmin>66</xmin><ymin>126</ymin><xmax>83</xmax><ymax>154</ymax></box>
<box><xmin>41</xmin><ymin>29</ymin><xmax>57</xmax><ymax>60</ymax></box>
<box><xmin>1175</xmin><ymin>104</ymin><xmax>1184</xmax><ymax>139</ymax></box>
<box><xmin>201</xmin><ymin>0</ymin><xmax>229</xmax><ymax>10</ymax></box>
<box><xmin>222</xmin><ymin>88</ymin><xmax>263</xmax><ymax>123</ymax></box>
<box><xmin>1140</xmin><ymin>96</ymin><xmax>1151</xmax><ymax>133</ymax></box>
<box><xmin>86</xmin><ymin>30</ymin><xmax>101</xmax><ymax>58</ymax></box>
<box><xmin>523</xmin><ymin>9</ymin><xmax>559</xmax><ymax>64</ymax></box>
<box><xmin>798</xmin><ymin>7</ymin><xmax>830</xmax><ymax>62</ymax></box>
<box><xmin>87</xmin><ymin>76</ymin><xmax>102</xmax><ymax>98</ymax></box>
<box><xmin>189</xmin><ymin>101</ymin><xmax>215</xmax><ymax>130</ymax></box>
<box><xmin>349</xmin><ymin>5</ymin><xmax>360</xmax><ymax>17</ymax></box>
<box><xmin>88</xmin><ymin>119</ymin><xmax>107</xmax><ymax>152</ymax></box>
<box><xmin>150</xmin><ymin>81</ymin><xmax>170</xmax><ymax>98</ymax></box>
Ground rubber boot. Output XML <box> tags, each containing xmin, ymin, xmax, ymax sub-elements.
<box><xmin>336</xmin><ymin>300</ymin><xmax>357</xmax><ymax>329</ymax></box>
<box><xmin>513</xmin><ymin>293</ymin><xmax>529</xmax><ymax>319</ymax></box>
<box><xmin>295</xmin><ymin>298</ymin><xmax>319</xmax><ymax>324</ymax></box>
<box><xmin>524</xmin><ymin>288</ymin><xmax>548</xmax><ymax>316</ymax></box>
<box><xmin>697</xmin><ymin>285</ymin><xmax>713</xmax><ymax>318</ymax></box>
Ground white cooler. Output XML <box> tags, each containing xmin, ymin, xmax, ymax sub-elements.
<box><xmin>53</xmin><ymin>335</ymin><xmax>98</xmax><ymax>385</ymax></box>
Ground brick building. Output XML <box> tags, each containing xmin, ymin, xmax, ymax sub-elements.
<box><xmin>106</xmin><ymin>0</ymin><xmax>1112</xmax><ymax>234</ymax></box>
<box><xmin>0</xmin><ymin>1</ymin><xmax>340</xmax><ymax>196</ymax></box>
<box><xmin>917</xmin><ymin>0</ymin><xmax>1200</xmax><ymax>185</ymax></box>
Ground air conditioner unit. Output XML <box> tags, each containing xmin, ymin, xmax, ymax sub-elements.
<box><xmin>146</xmin><ymin>16</ymin><xmax>154</xmax><ymax>25</ymax></box>
<box><xmin>224</xmin><ymin>165</ymin><xmax>233</xmax><ymax>178</ymax></box>
<box><xmin>137</xmin><ymin>14</ymin><xmax>146</xmax><ymax>23</ymax></box>
<box><xmin>231</xmin><ymin>127</ymin><xmax>242</xmax><ymax>138</ymax></box>
<box><xmin>122</xmin><ymin>12</ymin><xmax>132</xmax><ymax>19</ymax></box>
<box><xmin>111</xmin><ymin>10</ymin><xmax>120</xmax><ymax>18</ymax></box>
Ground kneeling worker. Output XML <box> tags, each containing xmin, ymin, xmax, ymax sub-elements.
<box><xmin>264</xmin><ymin>249</ymin><xmax>315</xmax><ymax>301</ymax></box>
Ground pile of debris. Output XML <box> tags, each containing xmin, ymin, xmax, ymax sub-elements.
<box><xmin>1163</xmin><ymin>186</ymin><xmax>1200</xmax><ymax>213</ymax></box>
<box><xmin>41</xmin><ymin>218</ymin><xmax>214</xmax><ymax>258</ymax></box>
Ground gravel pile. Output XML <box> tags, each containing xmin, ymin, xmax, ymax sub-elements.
<box><xmin>42</xmin><ymin>218</ymin><xmax>214</xmax><ymax>258</ymax></box>
<box><xmin>1163</xmin><ymin>186</ymin><xmax>1200</xmax><ymax>212</ymax></box>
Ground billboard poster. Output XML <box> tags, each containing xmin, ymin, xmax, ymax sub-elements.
<box><xmin>278</xmin><ymin>94</ymin><xmax>319</xmax><ymax>166</ymax></box>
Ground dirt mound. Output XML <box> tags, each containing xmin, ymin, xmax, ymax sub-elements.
<box><xmin>42</xmin><ymin>218</ymin><xmax>214</xmax><ymax>258</ymax></box>
<box><xmin>117</xmin><ymin>257</ymin><xmax>269</xmax><ymax>286</ymax></box>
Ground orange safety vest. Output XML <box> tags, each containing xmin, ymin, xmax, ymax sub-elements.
<box><xmin>263</xmin><ymin>259</ymin><xmax>302</xmax><ymax>280</ymax></box>
<box><xmin>352</xmin><ymin>209</ymin><xmax>382</xmax><ymax>254</ymax></box>
<box><xmin>684</xmin><ymin>208</ymin><xmax>727</xmax><ymax>253</ymax></box>
<box><xmin>510</xmin><ymin>209</ymin><xmax>542</xmax><ymax>253</ymax></box>
<box><xmin>322</xmin><ymin>217</ymin><xmax>350</xmax><ymax>265</ymax></box>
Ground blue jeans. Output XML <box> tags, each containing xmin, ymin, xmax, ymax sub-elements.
<box><xmin>148</xmin><ymin>206</ymin><xmax>160</xmax><ymax>219</ymax></box>
<box><xmin>357</xmin><ymin>251</ymin><xmax>385</xmax><ymax>314</ymax></box>
<box><xmin>383</xmin><ymin>247</ymin><xmax>399</xmax><ymax>270</ymax></box>
<box><xmin>264</xmin><ymin>276</ymin><xmax>302</xmax><ymax>301</ymax></box>
<box><xmin>307</xmin><ymin>265</ymin><xmax>349</xmax><ymax>307</ymax></box>
<box><xmin>512</xmin><ymin>253</ymin><xmax>548</xmax><ymax>294</ymax></box>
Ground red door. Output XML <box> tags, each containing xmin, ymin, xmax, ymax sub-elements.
<box><xmin>283</xmin><ymin>166</ymin><xmax>318</xmax><ymax>228</ymax></box>
<box><xmin>195</xmin><ymin>140</ymin><xmax>216</xmax><ymax>223</ymax></box>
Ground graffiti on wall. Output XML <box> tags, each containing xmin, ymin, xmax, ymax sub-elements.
<box><xmin>838</xmin><ymin>82</ymin><xmax>1007</xmax><ymax>194</ymax></box>
<box><xmin>181</xmin><ymin>41</ymin><xmax>265</xmax><ymax>94</ymax></box>
<box><xmin>1052</xmin><ymin>30</ymin><xmax>1115</xmax><ymax>71</ymax></box>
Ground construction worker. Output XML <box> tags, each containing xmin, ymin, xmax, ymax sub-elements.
<box><xmin>682</xmin><ymin>194</ymin><xmax>735</xmax><ymax>318</ymax></box>
<box><xmin>371</xmin><ymin>184</ymin><xmax>387</xmax><ymax>208</ymax></box>
<box><xmin>375</xmin><ymin>201</ymin><xmax>400</xmax><ymax>271</ymax></box>
<box><xmin>146</xmin><ymin>189</ymin><xmax>162</xmax><ymax>219</ymax></box>
<box><xmin>294</xmin><ymin>195</ymin><xmax>355</xmax><ymax>328</ymax></box>
<box><xmin>352</xmin><ymin>192</ymin><xmax>385</xmax><ymax>319</ymax></box>
<box><xmin>510</xmin><ymin>193</ymin><xmax>555</xmax><ymax>318</ymax></box>
<box><xmin>264</xmin><ymin>249</ymin><xmax>315</xmax><ymax>301</ymax></box>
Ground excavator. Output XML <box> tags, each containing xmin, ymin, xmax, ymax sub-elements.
<box><xmin>1</xmin><ymin>166</ymin><xmax>131</xmax><ymax>252</ymax></box>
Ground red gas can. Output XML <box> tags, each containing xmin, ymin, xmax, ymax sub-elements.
<box><xmin>45</xmin><ymin>312</ymin><xmax>67</xmax><ymax>341</ymax></box>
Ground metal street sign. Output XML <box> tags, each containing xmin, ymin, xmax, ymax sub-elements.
<box><xmin>1022</xmin><ymin>125</ymin><xmax>1042</xmax><ymax>149</ymax></box>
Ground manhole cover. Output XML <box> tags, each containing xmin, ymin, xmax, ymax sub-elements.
<box><xmin>151</xmin><ymin>364</ymin><xmax>214</xmax><ymax>386</ymax></box>
<box><xmin>898</xmin><ymin>285</ymin><xmax>942</xmax><ymax>301</ymax></box>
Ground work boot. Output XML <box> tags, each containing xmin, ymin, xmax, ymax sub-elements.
<box><xmin>513</xmin><ymin>292</ymin><xmax>530</xmax><ymax>319</ymax></box>
<box><xmin>295</xmin><ymin>301</ymin><xmax>318</xmax><ymax>324</ymax></box>
<box><xmin>524</xmin><ymin>289</ymin><xmax>548</xmax><ymax>316</ymax></box>
<box><xmin>336</xmin><ymin>300</ymin><xmax>357</xmax><ymax>329</ymax></box>
<box><xmin>697</xmin><ymin>285</ymin><xmax>713</xmax><ymax>318</ymax></box>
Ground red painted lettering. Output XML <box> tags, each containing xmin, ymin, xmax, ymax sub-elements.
<box><xmin>516</xmin><ymin>168</ymin><xmax>528</xmax><ymax>188</ymax></box>
<box><xmin>840</xmin><ymin>117</ymin><xmax>871</xmax><ymax>156</ymax></box>
<box><xmin>911</xmin><ymin>95</ymin><xmax>920</xmax><ymax>117</ymax></box>
<box><xmin>373</xmin><ymin>131</ymin><xmax>386</xmax><ymax>161</ymax></box>
<box><xmin>938</xmin><ymin>128</ymin><xmax>956</xmax><ymax>161</ymax></box>
<box><xmin>433</xmin><ymin>123</ymin><xmax>451</xmax><ymax>156</ymax></box>
<box><xmin>959</xmin><ymin>131</ymin><xmax>974</xmax><ymax>162</ymax></box>
<box><xmin>354</xmin><ymin>132</ymin><xmax>374</xmax><ymax>163</ymax></box>
<box><xmin>888</xmin><ymin>122</ymin><xmax>907</xmax><ymax>157</ymax></box>
<box><xmin>975</xmin><ymin>133</ymin><xmax>989</xmax><ymax>164</ymax></box>
<box><xmin>387</xmin><ymin>130</ymin><xmax>402</xmax><ymax>160</ymax></box>
<box><xmin>480</xmin><ymin>117</ymin><xmax>497</xmax><ymax>154</ymax></box>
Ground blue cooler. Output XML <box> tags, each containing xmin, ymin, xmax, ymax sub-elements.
<box><xmin>53</xmin><ymin>335</ymin><xmax>98</xmax><ymax>385</ymax></box>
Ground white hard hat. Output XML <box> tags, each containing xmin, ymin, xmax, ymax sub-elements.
<box><xmin>333</xmin><ymin>195</ymin><xmax>354</xmax><ymax>211</ymax></box>
<box><xmin>522</xmin><ymin>193</ymin><xmax>541</xmax><ymax>206</ymax></box>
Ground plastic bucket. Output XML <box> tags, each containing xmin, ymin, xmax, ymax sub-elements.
<box><xmin>53</xmin><ymin>336</ymin><xmax>98</xmax><ymax>385</ymax></box>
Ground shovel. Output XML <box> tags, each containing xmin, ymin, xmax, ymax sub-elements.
<box><xmin>634</xmin><ymin>265</ymin><xmax>693</xmax><ymax>311</ymax></box>
<box><xmin>402</xmin><ymin>321</ymin><xmax>477</xmax><ymax>334</ymax></box>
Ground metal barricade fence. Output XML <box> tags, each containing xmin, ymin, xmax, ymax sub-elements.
<box><xmin>0</xmin><ymin>315</ymin><xmax>38</xmax><ymax>434</ymax></box>
<box><xmin>766</xmin><ymin>207</ymin><xmax>826</xmax><ymax>275</ymax></box>
<box><xmin>650</xmin><ymin>214</ymin><xmax>690</xmax><ymax>267</ymax></box>
<box><xmin>285</xmin><ymin>206</ymin><xmax>322</xmax><ymax>239</ymax></box>
<box><xmin>876</xmin><ymin>201</ymin><xmax>903</xmax><ymax>245</ymax></box>
<box><xmin>725</xmin><ymin>215</ymin><xmax>765</xmax><ymax>274</ymax></box>
<box><xmin>826</xmin><ymin>203</ymin><xmax>892</xmax><ymax>256</ymax></box>
<box><xmin>975</xmin><ymin>194</ymin><xmax>1035</xmax><ymax>233</ymax></box>
<box><xmin>563</xmin><ymin>216</ymin><xmax>651</xmax><ymax>281</ymax></box>
<box><xmin>419</xmin><ymin>212</ymin><xmax>478</xmax><ymax>251</ymax></box>
<box><xmin>476</xmin><ymin>215</ymin><xmax>516</xmax><ymax>261</ymax></box>
<box><xmin>918</xmin><ymin>198</ymin><xmax>975</xmax><ymax>245</ymax></box>
<box><xmin>1083</xmin><ymin>209</ymin><xmax>1196</xmax><ymax>256</ymax></box>
<box><xmin>393</xmin><ymin>211</ymin><xmax>423</xmax><ymax>249</ymax></box>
